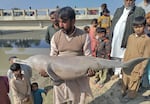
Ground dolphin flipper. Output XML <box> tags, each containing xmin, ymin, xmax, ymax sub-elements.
<box><xmin>122</xmin><ymin>57</ymin><xmax>149</xmax><ymax>75</ymax></box>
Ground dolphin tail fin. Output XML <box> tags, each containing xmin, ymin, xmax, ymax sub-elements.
<box><xmin>122</xmin><ymin>57</ymin><xmax>149</xmax><ymax>75</ymax></box>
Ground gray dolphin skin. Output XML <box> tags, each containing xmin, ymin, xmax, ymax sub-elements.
<box><xmin>13</xmin><ymin>54</ymin><xmax>149</xmax><ymax>80</ymax></box>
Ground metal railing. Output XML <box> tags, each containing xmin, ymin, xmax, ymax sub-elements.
<box><xmin>0</xmin><ymin>7</ymin><xmax>100</xmax><ymax>21</ymax></box>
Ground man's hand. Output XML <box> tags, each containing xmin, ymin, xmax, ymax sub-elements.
<box><xmin>22</xmin><ymin>96</ymin><xmax>29</xmax><ymax>102</ymax></box>
<box><xmin>86</xmin><ymin>68</ymin><xmax>95</xmax><ymax>77</ymax></box>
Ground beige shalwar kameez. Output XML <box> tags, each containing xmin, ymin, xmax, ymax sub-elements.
<box><xmin>10</xmin><ymin>75</ymin><xmax>33</xmax><ymax>104</ymax></box>
<box><xmin>122</xmin><ymin>33</ymin><xmax>150</xmax><ymax>98</ymax></box>
<box><xmin>50</xmin><ymin>27</ymin><xmax>93</xmax><ymax>104</ymax></box>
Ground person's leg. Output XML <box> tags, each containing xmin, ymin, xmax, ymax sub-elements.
<box><xmin>128</xmin><ymin>72</ymin><xmax>141</xmax><ymax>99</ymax></box>
<box><xmin>79</xmin><ymin>93</ymin><xmax>86</xmax><ymax>104</ymax></box>
<box><xmin>122</xmin><ymin>71</ymin><xmax>129</xmax><ymax>97</ymax></box>
<box><xmin>128</xmin><ymin>80</ymin><xmax>140</xmax><ymax>98</ymax></box>
<box><xmin>140</xmin><ymin>60</ymin><xmax>150</xmax><ymax>89</ymax></box>
<box><xmin>101</xmin><ymin>69</ymin><xmax>108</xmax><ymax>83</ymax></box>
<box><xmin>94</xmin><ymin>71</ymin><xmax>100</xmax><ymax>84</ymax></box>
<box><xmin>98</xmin><ymin>69</ymin><xmax>108</xmax><ymax>88</ymax></box>
<box><xmin>111</xmin><ymin>57</ymin><xmax>122</xmax><ymax>79</ymax></box>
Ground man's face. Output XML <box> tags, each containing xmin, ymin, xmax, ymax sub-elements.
<box><xmin>50</xmin><ymin>13</ymin><xmax>59</xmax><ymax>26</ymax></box>
<box><xmin>58</xmin><ymin>18</ymin><xmax>75</xmax><ymax>34</ymax></box>
<box><xmin>124</xmin><ymin>0</ymin><xmax>134</xmax><ymax>8</ymax></box>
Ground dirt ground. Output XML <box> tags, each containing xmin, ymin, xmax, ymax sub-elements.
<box><xmin>87</xmin><ymin>77</ymin><xmax>150</xmax><ymax>104</ymax></box>
<box><xmin>32</xmin><ymin>70</ymin><xmax>150</xmax><ymax>104</ymax></box>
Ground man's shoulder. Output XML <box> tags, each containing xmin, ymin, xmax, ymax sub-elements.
<box><xmin>46</xmin><ymin>25</ymin><xmax>54</xmax><ymax>31</ymax></box>
<box><xmin>135</xmin><ymin>6</ymin><xmax>143</xmax><ymax>9</ymax></box>
<box><xmin>47</xmin><ymin>24</ymin><xmax>53</xmax><ymax>28</ymax></box>
<box><xmin>115</xmin><ymin>6</ymin><xmax>124</xmax><ymax>11</ymax></box>
<box><xmin>53</xmin><ymin>30</ymin><xmax>62</xmax><ymax>37</ymax></box>
<box><xmin>134</xmin><ymin>6</ymin><xmax>145</xmax><ymax>13</ymax></box>
<box><xmin>75</xmin><ymin>28</ymin><xmax>87</xmax><ymax>35</ymax></box>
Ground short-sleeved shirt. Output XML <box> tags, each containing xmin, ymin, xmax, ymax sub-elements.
<box><xmin>32</xmin><ymin>89</ymin><xmax>45</xmax><ymax>104</ymax></box>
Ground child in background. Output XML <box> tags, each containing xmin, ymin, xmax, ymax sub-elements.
<box><xmin>94</xmin><ymin>27</ymin><xmax>111</xmax><ymax>88</ymax></box>
<box><xmin>9</xmin><ymin>63</ymin><xmax>33</xmax><ymax>104</ymax></box>
<box><xmin>99</xmin><ymin>3</ymin><xmax>110</xmax><ymax>16</ymax></box>
<box><xmin>31</xmin><ymin>82</ymin><xmax>47</xmax><ymax>104</ymax></box>
<box><xmin>83</xmin><ymin>25</ymin><xmax>90</xmax><ymax>33</ymax></box>
<box><xmin>122</xmin><ymin>16</ymin><xmax>150</xmax><ymax>101</ymax></box>
<box><xmin>98</xmin><ymin>9</ymin><xmax>111</xmax><ymax>29</ymax></box>
<box><xmin>106</xmin><ymin>27</ymin><xmax>111</xmax><ymax>39</ymax></box>
<box><xmin>89</xmin><ymin>18</ymin><xmax>98</xmax><ymax>57</ymax></box>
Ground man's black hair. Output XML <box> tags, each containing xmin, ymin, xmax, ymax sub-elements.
<box><xmin>58</xmin><ymin>6</ymin><xmax>75</xmax><ymax>20</ymax></box>
<box><xmin>49</xmin><ymin>11</ymin><xmax>56</xmax><ymax>16</ymax></box>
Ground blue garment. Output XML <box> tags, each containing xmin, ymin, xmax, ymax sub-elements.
<box><xmin>142</xmin><ymin>60</ymin><xmax>150</xmax><ymax>87</ymax></box>
<box><xmin>32</xmin><ymin>89</ymin><xmax>45</xmax><ymax>104</ymax></box>
<box><xmin>147</xmin><ymin>61</ymin><xmax>150</xmax><ymax>84</ymax></box>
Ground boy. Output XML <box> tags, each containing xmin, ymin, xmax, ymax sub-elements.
<box><xmin>89</xmin><ymin>18</ymin><xmax>98</xmax><ymax>57</ymax></box>
<box><xmin>83</xmin><ymin>25</ymin><xmax>90</xmax><ymax>33</ymax></box>
<box><xmin>7</xmin><ymin>56</ymin><xmax>32</xmax><ymax>83</ymax></box>
<box><xmin>94</xmin><ymin>27</ymin><xmax>111</xmax><ymax>88</ymax></box>
<box><xmin>31</xmin><ymin>82</ymin><xmax>47</xmax><ymax>104</ymax></box>
<box><xmin>9</xmin><ymin>63</ymin><xmax>33</xmax><ymax>104</ymax></box>
<box><xmin>98</xmin><ymin>9</ymin><xmax>111</xmax><ymax>29</ymax></box>
<box><xmin>121</xmin><ymin>16</ymin><xmax>150</xmax><ymax>101</ymax></box>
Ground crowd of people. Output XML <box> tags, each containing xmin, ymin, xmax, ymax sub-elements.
<box><xmin>0</xmin><ymin>0</ymin><xmax>150</xmax><ymax>104</ymax></box>
<box><xmin>84</xmin><ymin>0</ymin><xmax>150</xmax><ymax>103</ymax></box>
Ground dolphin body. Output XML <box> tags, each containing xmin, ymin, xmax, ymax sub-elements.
<box><xmin>13</xmin><ymin>54</ymin><xmax>149</xmax><ymax>80</ymax></box>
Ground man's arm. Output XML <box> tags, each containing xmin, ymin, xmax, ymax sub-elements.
<box><xmin>50</xmin><ymin>34</ymin><xmax>59</xmax><ymax>56</ymax></box>
<box><xmin>45</xmin><ymin>26</ymin><xmax>51</xmax><ymax>44</ymax></box>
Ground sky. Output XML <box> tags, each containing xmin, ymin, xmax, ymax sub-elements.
<box><xmin>0</xmin><ymin>0</ymin><xmax>142</xmax><ymax>14</ymax></box>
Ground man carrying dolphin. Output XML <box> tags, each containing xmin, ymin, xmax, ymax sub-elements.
<box><xmin>49</xmin><ymin>6</ymin><xmax>95</xmax><ymax>104</ymax></box>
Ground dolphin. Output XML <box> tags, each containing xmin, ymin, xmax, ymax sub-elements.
<box><xmin>13</xmin><ymin>54</ymin><xmax>149</xmax><ymax>80</ymax></box>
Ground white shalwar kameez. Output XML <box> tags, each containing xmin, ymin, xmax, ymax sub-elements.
<box><xmin>111</xmin><ymin>8</ymin><xmax>131</xmax><ymax>76</ymax></box>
